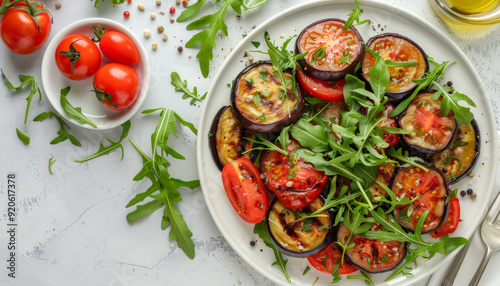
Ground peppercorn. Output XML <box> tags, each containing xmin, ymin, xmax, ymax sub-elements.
<box><xmin>177</xmin><ymin>46</ymin><xmax>183</xmax><ymax>53</ymax></box>
<box><xmin>470</xmin><ymin>192</ymin><xmax>477</xmax><ymax>199</ymax></box>
<box><xmin>250</xmin><ymin>241</ymin><xmax>256</xmax><ymax>247</ymax></box>
<box><xmin>460</xmin><ymin>190</ymin><xmax>466</xmax><ymax>197</ymax></box>
<box><xmin>447</xmin><ymin>81</ymin><xmax>453</xmax><ymax>87</ymax></box>
<box><xmin>467</xmin><ymin>189</ymin><xmax>473</xmax><ymax>195</ymax></box>
<box><xmin>157</xmin><ymin>25</ymin><xmax>164</xmax><ymax>33</ymax></box>
<box><xmin>55</xmin><ymin>2</ymin><xmax>62</xmax><ymax>9</ymax></box>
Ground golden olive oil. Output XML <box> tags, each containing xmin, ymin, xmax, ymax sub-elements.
<box><xmin>446</xmin><ymin>0</ymin><xmax>499</xmax><ymax>14</ymax></box>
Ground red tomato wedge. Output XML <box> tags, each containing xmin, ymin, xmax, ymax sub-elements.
<box><xmin>297</xmin><ymin>69</ymin><xmax>345</xmax><ymax>101</ymax></box>
<box><xmin>260</xmin><ymin>139</ymin><xmax>329</xmax><ymax>209</ymax></box>
<box><xmin>431</xmin><ymin>197</ymin><xmax>460</xmax><ymax>238</ymax></box>
<box><xmin>221</xmin><ymin>157</ymin><xmax>270</xmax><ymax>223</ymax></box>
<box><xmin>307</xmin><ymin>242</ymin><xmax>357</xmax><ymax>275</ymax></box>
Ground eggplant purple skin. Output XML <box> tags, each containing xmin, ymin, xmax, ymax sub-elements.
<box><xmin>389</xmin><ymin>163</ymin><xmax>450</xmax><ymax>234</ymax></box>
<box><xmin>295</xmin><ymin>18</ymin><xmax>365</xmax><ymax>82</ymax></box>
<box><xmin>230</xmin><ymin>61</ymin><xmax>305</xmax><ymax>133</ymax></box>
<box><xmin>334</xmin><ymin>223</ymin><xmax>407</xmax><ymax>273</ymax></box>
<box><xmin>361</xmin><ymin>33</ymin><xmax>429</xmax><ymax>103</ymax></box>
<box><xmin>208</xmin><ymin>105</ymin><xmax>259</xmax><ymax>171</ymax></box>
<box><xmin>265</xmin><ymin>196</ymin><xmax>334</xmax><ymax>258</ymax></box>
<box><xmin>397</xmin><ymin>89</ymin><xmax>458</xmax><ymax>156</ymax></box>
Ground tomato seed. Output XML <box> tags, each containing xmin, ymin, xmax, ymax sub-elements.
<box><xmin>124</xmin><ymin>11</ymin><xmax>130</xmax><ymax>18</ymax></box>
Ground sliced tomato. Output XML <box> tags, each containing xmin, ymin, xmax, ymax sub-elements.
<box><xmin>431</xmin><ymin>197</ymin><xmax>460</xmax><ymax>238</ymax></box>
<box><xmin>379</xmin><ymin>103</ymin><xmax>400</xmax><ymax>147</ymax></box>
<box><xmin>307</xmin><ymin>242</ymin><xmax>357</xmax><ymax>275</ymax></box>
<box><xmin>221</xmin><ymin>157</ymin><xmax>270</xmax><ymax>223</ymax></box>
<box><xmin>297</xmin><ymin>68</ymin><xmax>345</xmax><ymax>101</ymax></box>
<box><xmin>260</xmin><ymin>138</ymin><xmax>329</xmax><ymax>209</ymax></box>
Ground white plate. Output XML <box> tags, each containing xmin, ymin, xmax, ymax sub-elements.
<box><xmin>41</xmin><ymin>18</ymin><xmax>150</xmax><ymax>130</ymax></box>
<box><xmin>196</xmin><ymin>0</ymin><xmax>498</xmax><ymax>285</ymax></box>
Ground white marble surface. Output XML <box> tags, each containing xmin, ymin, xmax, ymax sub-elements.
<box><xmin>0</xmin><ymin>0</ymin><xmax>499</xmax><ymax>285</ymax></box>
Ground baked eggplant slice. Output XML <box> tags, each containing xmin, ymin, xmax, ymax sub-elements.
<box><xmin>266</xmin><ymin>197</ymin><xmax>333</xmax><ymax>257</ymax></box>
<box><xmin>296</xmin><ymin>18</ymin><xmax>364</xmax><ymax>82</ymax></box>
<box><xmin>260</xmin><ymin>138</ymin><xmax>329</xmax><ymax>209</ymax></box>
<box><xmin>361</xmin><ymin>33</ymin><xmax>428</xmax><ymax>102</ymax></box>
<box><xmin>398</xmin><ymin>90</ymin><xmax>458</xmax><ymax>155</ymax></box>
<box><xmin>429</xmin><ymin>119</ymin><xmax>480</xmax><ymax>184</ymax></box>
<box><xmin>209</xmin><ymin>106</ymin><xmax>259</xmax><ymax>171</ymax></box>
<box><xmin>336</xmin><ymin>220</ymin><xmax>406</xmax><ymax>273</ymax></box>
<box><xmin>231</xmin><ymin>61</ymin><xmax>304</xmax><ymax>133</ymax></box>
<box><xmin>390</xmin><ymin>165</ymin><xmax>449</xmax><ymax>233</ymax></box>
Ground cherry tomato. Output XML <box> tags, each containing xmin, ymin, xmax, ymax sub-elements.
<box><xmin>93</xmin><ymin>26</ymin><xmax>139</xmax><ymax>65</ymax></box>
<box><xmin>297</xmin><ymin>69</ymin><xmax>345</xmax><ymax>101</ymax></box>
<box><xmin>54</xmin><ymin>34</ymin><xmax>101</xmax><ymax>81</ymax></box>
<box><xmin>307</xmin><ymin>242</ymin><xmax>357</xmax><ymax>275</ymax></box>
<box><xmin>0</xmin><ymin>2</ymin><xmax>52</xmax><ymax>54</ymax></box>
<box><xmin>93</xmin><ymin>63</ymin><xmax>140</xmax><ymax>110</ymax></box>
<box><xmin>431</xmin><ymin>197</ymin><xmax>460</xmax><ymax>238</ymax></box>
<box><xmin>260</xmin><ymin>138</ymin><xmax>329</xmax><ymax>209</ymax></box>
<box><xmin>221</xmin><ymin>157</ymin><xmax>270</xmax><ymax>223</ymax></box>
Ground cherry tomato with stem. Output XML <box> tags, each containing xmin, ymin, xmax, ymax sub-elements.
<box><xmin>92</xmin><ymin>25</ymin><xmax>139</xmax><ymax>65</ymax></box>
<box><xmin>221</xmin><ymin>157</ymin><xmax>270</xmax><ymax>224</ymax></box>
<box><xmin>0</xmin><ymin>1</ymin><xmax>52</xmax><ymax>55</ymax></box>
<box><xmin>55</xmin><ymin>34</ymin><xmax>101</xmax><ymax>81</ymax></box>
<box><xmin>93</xmin><ymin>63</ymin><xmax>140</xmax><ymax>110</ymax></box>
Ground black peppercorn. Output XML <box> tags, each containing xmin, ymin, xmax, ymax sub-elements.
<box><xmin>460</xmin><ymin>190</ymin><xmax>466</xmax><ymax>197</ymax></box>
<box><xmin>467</xmin><ymin>189</ymin><xmax>473</xmax><ymax>195</ymax></box>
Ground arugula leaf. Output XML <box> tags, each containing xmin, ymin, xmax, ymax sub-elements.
<box><xmin>391</xmin><ymin>58</ymin><xmax>455</xmax><ymax>117</ymax></box>
<box><xmin>332</xmin><ymin>264</ymin><xmax>342</xmax><ymax>283</ymax></box>
<box><xmin>430</xmin><ymin>81</ymin><xmax>476</xmax><ymax>125</ymax></box>
<box><xmin>2</xmin><ymin>70</ymin><xmax>42</xmax><ymax>124</ymax></box>
<box><xmin>126</xmin><ymin>109</ymin><xmax>199</xmax><ymax>259</ymax></box>
<box><xmin>75</xmin><ymin>121</ymin><xmax>131</xmax><ymax>162</ymax></box>
<box><xmin>347</xmin><ymin>271</ymin><xmax>374</xmax><ymax>286</ymax></box>
<box><xmin>303</xmin><ymin>266</ymin><xmax>311</xmax><ymax>275</ymax></box>
<box><xmin>60</xmin><ymin>87</ymin><xmax>98</xmax><ymax>128</ymax></box>
<box><xmin>16</xmin><ymin>128</ymin><xmax>30</xmax><ymax>145</ymax></box>
<box><xmin>311</xmin><ymin>46</ymin><xmax>326</xmax><ymax>64</ymax></box>
<box><xmin>290</xmin><ymin>119</ymin><xmax>330</xmax><ymax>152</ymax></box>
<box><xmin>90</xmin><ymin>0</ymin><xmax>126</xmax><ymax>8</ymax></box>
<box><xmin>181</xmin><ymin>0</ymin><xmax>268</xmax><ymax>77</ymax></box>
<box><xmin>381</xmin><ymin>126</ymin><xmax>414</xmax><ymax>134</ymax></box>
<box><xmin>386</xmin><ymin>147</ymin><xmax>428</xmax><ymax>172</ymax></box>
<box><xmin>33</xmin><ymin>111</ymin><xmax>82</xmax><ymax>146</ymax></box>
<box><xmin>244</xmin><ymin>131</ymin><xmax>288</xmax><ymax>155</ymax></box>
<box><xmin>344</xmin><ymin>0</ymin><xmax>370</xmax><ymax>31</ymax></box>
<box><xmin>253</xmin><ymin>221</ymin><xmax>291</xmax><ymax>283</ymax></box>
<box><xmin>171</xmin><ymin>72</ymin><xmax>207</xmax><ymax>105</ymax></box>
<box><xmin>49</xmin><ymin>157</ymin><xmax>56</xmax><ymax>175</ymax></box>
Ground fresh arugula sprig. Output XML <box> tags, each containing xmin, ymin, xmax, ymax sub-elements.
<box><xmin>253</xmin><ymin>221</ymin><xmax>291</xmax><ymax>283</ymax></box>
<box><xmin>126</xmin><ymin>108</ymin><xmax>199</xmax><ymax>259</ymax></box>
<box><xmin>261</xmin><ymin>32</ymin><xmax>307</xmax><ymax>99</ymax></box>
<box><xmin>171</xmin><ymin>72</ymin><xmax>207</xmax><ymax>105</ymax></box>
<box><xmin>49</xmin><ymin>157</ymin><xmax>56</xmax><ymax>175</ymax></box>
<box><xmin>179</xmin><ymin>0</ymin><xmax>269</xmax><ymax>77</ymax></box>
<box><xmin>386</xmin><ymin>147</ymin><xmax>429</xmax><ymax>172</ymax></box>
<box><xmin>75</xmin><ymin>121</ymin><xmax>131</xmax><ymax>162</ymax></box>
<box><xmin>2</xmin><ymin>70</ymin><xmax>41</xmax><ymax>124</ymax></box>
<box><xmin>344</xmin><ymin>0</ymin><xmax>370</xmax><ymax>31</ymax></box>
<box><xmin>347</xmin><ymin>271</ymin><xmax>375</xmax><ymax>286</ymax></box>
<box><xmin>244</xmin><ymin>129</ymin><xmax>289</xmax><ymax>155</ymax></box>
<box><xmin>390</xmin><ymin>57</ymin><xmax>455</xmax><ymax>117</ymax></box>
<box><xmin>60</xmin><ymin>87</ymin><xmax>98</xmax><ymax>128</ymax></box>
<box><xmin>90</xmin><ymin>0</ymin><xmax>125</xmax><ymax>8</ymax></box>
<box><xmin>34</xmin><ymin>111</ymin><xmax>82</xmax><ymax>146</ymax></box>
<box><xmin>430</xmin><ymin>81</ymin><xmax>476</xmax><ymax>125</ymax></box>
<box><xmin>16</xmin><ymin>128</ymin><xmax>30</xmax><ymax>145</ymax></box>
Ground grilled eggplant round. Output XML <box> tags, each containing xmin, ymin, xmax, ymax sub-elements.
<box><xmin>266</xmin><ymin>197</ymin><xmax>333</xmax><ymax>257</ymax></box>
<box><xmin>209</xmin><ymin>106</ymin><xmax>259</xmax><ymax>171</ymax></box>
<box><xmin>336</xmin><ymin>220</ymin><xmax>406</xmax><ymax>273</ymax></box>
<box><xmin>390</xmin><ymin>164</ymin><xmax>449</xmax><ymax>233</ymax></box>
<box><xmin>368</xmin><ymin>162</ymin><xmax>396</xmax><ymax>202</ymax></box>
<box><xmin>361</xmin><ymin>33</ymin><xmax>428</xmax><ymax>103</ymax></box>
<box><xmin>296</xmin><ymin>18</ymin><xmax>364</xmax><ymax>82</ymax></box>
<box><xmin>429</xmin><ymin>119</ymin><xmax>480</xmax><ymax>184</ymax></box>
<box><xmin>398</xmin><ymin>90</ymin><xmax>458</xmax><ymax>155</ymax></box>
<box><xmin>231</xmin><ymin>61</ymin><xmax>304</xmax><ymax>133</ymax></box>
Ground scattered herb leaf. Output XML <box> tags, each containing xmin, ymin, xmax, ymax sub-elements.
<box><xmin>49</xmin><ymin>157</ymin><xmax>56</xmax><ymax>175</ymax></box>
<box><xmin>171</xmin><ymin>72</ymin><xmax>207</xmax><ymax>105</ymax></box>
<box><xmin>75</xmin><ymin>121</ymin><xmax>131</xmax><ymax>162</ymax></box>
<box><xmin>16</xmin><ymin>128</ymin><xmax>30</xmax><ymax>145</ymax></box>
<box><xmin>2</xmin><ymin>70</ymin><xmax>41</xmax><ymax>124</ymax></box>
<box><xmin>59</xmin><ymin>87</ymin><xmax>98</xmax><ymax>128</ymax></box>
<box><xmin>33</xmin><ymin>111</ymin><xmax>81</xmax><ymax>146</ymax></box>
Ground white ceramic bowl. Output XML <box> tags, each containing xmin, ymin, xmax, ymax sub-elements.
<box><xmin>41</xmin><ymin>18</ymin><xmax>150</xmax><ymax>130</ymax></box>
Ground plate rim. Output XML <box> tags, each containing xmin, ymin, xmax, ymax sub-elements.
<box><xmin>40</xmin><ymin>17</ymin><xmax>151</xmax><ymax>130</ymax></box>
<box><xmin>196</xmin><ymin>0</ymin><xmax>498</xmax><ymax>285</ymax></box>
